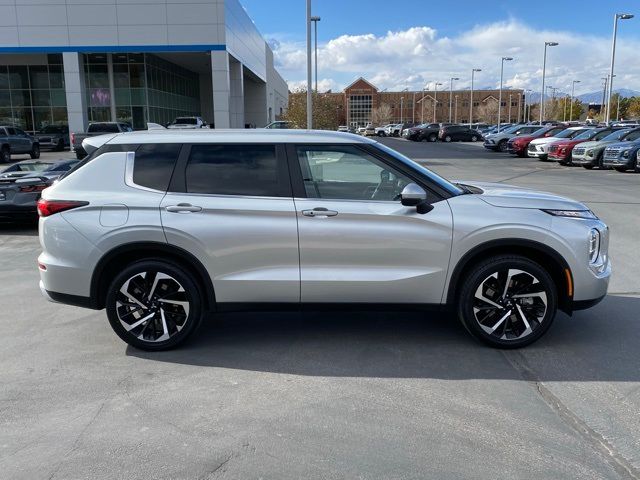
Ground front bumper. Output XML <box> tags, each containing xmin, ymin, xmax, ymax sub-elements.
<box><xmin>527</xmin><ymin>145</ymin><xmax>547</xmax><ymax>158</ymax></box>
<box><xmin>507</xmin><ymin>144</ymin><xmax>526</xmax><ymax>154</ymax></box>
<box><xmin>603</xmin><ymin>156</ymin><xmax>635</xmax><ymax>168</ymax></box>
<box><xmin>483</xmin><ymin>141</ymin><xmax>498</xmax><ymax>150</ymax></box>
<box><xmin>571</xmin><ymin>154</ymin><xmax>595</xmax><ymax>166</ymax></box>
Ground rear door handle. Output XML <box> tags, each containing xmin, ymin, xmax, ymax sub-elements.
<box><xmin>165</xmin><ymin>203</ymin><xmax>202</xmax><ymax>213</ymax></box>
<box><xmin>302</xmin><ymin>207</ymin><xmax>338</xmax><ymax>217</ymax></box>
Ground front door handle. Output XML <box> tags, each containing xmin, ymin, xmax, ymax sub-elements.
<box><xmin>165</xmin><ymin>203</ymin><xmax>202</xmax><ymax>213</ymax></box>
<box><xmin>302</xmin><ymin>207</ymin><xmax>338</xmax><ymax>217</ymax></box>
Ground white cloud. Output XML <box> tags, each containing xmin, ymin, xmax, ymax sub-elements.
<box><xmin>268</xmin><ymin>20</ymin><xmax>640</xmax><ymax>97</ymax></box>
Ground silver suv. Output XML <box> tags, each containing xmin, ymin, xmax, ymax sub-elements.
<box><xmin>38</xmin><ymin>130</ymin><xmax>610</xmax><ymax>350</ymax></box>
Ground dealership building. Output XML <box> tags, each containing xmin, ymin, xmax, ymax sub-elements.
<box><xmin>0</xmin><ymin>0</ymin><xmax>288</xmax><ymax>133</ymax></box>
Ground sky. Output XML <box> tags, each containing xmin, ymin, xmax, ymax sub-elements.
<box><xmin>240</xmin><ymin>0</ymin><xmax>640</xmax><ymax>96</ymax></box>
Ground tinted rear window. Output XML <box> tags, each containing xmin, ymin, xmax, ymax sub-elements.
<box><xmin>185</xmin><ymin>144</ymin><xmax>283</xmax><ymax>197</ymax></box>
<box><xmin>133</xmin><ymin>144</ymin><xmax>181</xmax><ymax>191</ymax></box>
<box><xmin>88</xmin><ymin>123</ymin><xmax>119</xmax><ymax>133</ymax></box>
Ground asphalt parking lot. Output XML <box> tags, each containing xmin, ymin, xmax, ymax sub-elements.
<box><xmin>1</xmin><ymin>140</ymin><xmax>639</xmax><ymax>479</ymax></box>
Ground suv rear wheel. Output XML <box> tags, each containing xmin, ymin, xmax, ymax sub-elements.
<box><xmin>0</xmin><ymin>145</ymin><xmax>9</xmax><ymax>163</ymax></box>
<box><xmin>30</xmin><ymin>143</ymin><xmax>40</xmax><ymax>159</ymax></box>
<box><xmin>497</xmin><ymin>139</ymin><xmax>508</xmax><ymax>152</ymax></box>
<box><xmin>106</xmin><ymin>260</ymin><xmax>204</xmax><ymax>351</ymax></box>
<box><xmin>457</xmin><ymin>255</ymin><xmax>557</xmax><ymax>349</ymax></box>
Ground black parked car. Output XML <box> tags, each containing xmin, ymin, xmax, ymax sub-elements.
<box><xmin>438</xmin><ymin>125</ymin><xmax>483</xmax><ymax>142</ymax></box>
<box><xmin>403</xmin><ymin>123</ymin><xmax>441</xmax><ymax>142</ymax></box>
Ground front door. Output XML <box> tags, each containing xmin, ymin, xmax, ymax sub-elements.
<box><xmin>160</xmin><ymin>143</ymin><xmax>300</xmax><ymax>304</ymax></box>
<box><xmin>291</xmin><ymin>144</ymin><xmax>453</xmax><ymax>304</ymax></box>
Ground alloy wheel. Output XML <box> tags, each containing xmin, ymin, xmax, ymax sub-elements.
<box><xmin>115</xmin><ymin>271</ymin><xmax>190</xmax><ymax>343</ymax></box>
<box><xmin>472</xmin><ymin>268</ymin><xmax>547</xmax><ymax>341</ymax></box>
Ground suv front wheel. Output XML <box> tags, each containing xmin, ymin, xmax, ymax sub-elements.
<box><xmin>457</xmin><ymin>255</ymin><xmax>557</xmax><ymax>348</ymax></box>
<box><xmin>106</xmin><ymin>260</ymin><xmax>204</xmax><ymax>351</ymax></box>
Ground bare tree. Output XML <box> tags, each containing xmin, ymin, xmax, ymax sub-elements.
<box><xmin>371</xmin><ymin>103</ymin><xmax>393</xmax><ymax>125</ymax></box>
<box><xmin>477</xmin><ymin>98</ymin><xmax>499</xmax><ymax>124</ymax></box>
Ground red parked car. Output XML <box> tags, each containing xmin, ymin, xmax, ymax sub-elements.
<box><xmin>548</xmin><ymin>127</ymin><xmax>620</xmax><ymax>165</ymax></box>
<box><xmin>506</xmin><ymin>126</ymin><xmax>567</xmax><ymax>157</ymax></box>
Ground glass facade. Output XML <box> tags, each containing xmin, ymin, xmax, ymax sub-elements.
<box><xmin>0</xmin><ymin>54</ymin><xmax>67</xmax><ymax>133</ymax></box>
<box><xmin>84</xmin><ymin>53</ymin><xmax>200</xmax><ymax>130</ymax></box>
<box><xmin>349</xmin><ymin>94</ymin><xmax>372</xmax><ymax>128</ymax></box>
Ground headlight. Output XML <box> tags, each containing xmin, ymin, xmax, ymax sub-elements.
<box><xmin>586</xmin><ymin>149</ymin><xmax>594</xmax><ymax>157</ymax></box>
<box><xmin>589</xmin><ymin>228</ymin><xmax>600</xmax><ymax>264</ymax></box>
<box><xmin>543</xmin><ymin>209</ymin><xmax>598</xmax><ymax>219</ymax></box>
<box><xmin>622</xmin><ymin>149</ymin><xmax>630</xmax><ymax>158</ymax></box>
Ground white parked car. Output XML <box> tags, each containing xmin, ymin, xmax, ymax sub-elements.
<box><xmin>167</xmin><ymin>116</ymin><xmax>207</xmax><ymax>129</ymax></box>
<box><xmin>527</xmin><ymin>127</ymin><xmax>592</xmax><ymax>161</ymax></box>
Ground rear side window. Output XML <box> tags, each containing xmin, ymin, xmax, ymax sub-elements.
<box><xmin>133</xmin><ymin>143</ymin><xmax>181</xmax><ymax>191</ymax></box>
<box><xmin>185</xmin><ymin>144</ymin><xmax>284</xmax><ymax>197</ymax></box>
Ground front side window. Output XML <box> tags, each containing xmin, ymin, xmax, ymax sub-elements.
<box><xmin>296</xmin><ymin>145</ymin><xmax>413</xmax><ymax>201</ymax></box>
<box><xmin>185</xmin><ymin>144</ymin><xmax>284</xmax><ymax>197</ymax></box>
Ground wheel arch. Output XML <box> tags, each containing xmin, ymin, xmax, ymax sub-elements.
<box><xmin>446</xmin><ymin>238</ymin><xmax>574</xmax><ymax>314</ymax></box>
<box><xmin>91</xmin><ymin>241</ymin><xmax>216</xmax><ymax>311</ymax></box>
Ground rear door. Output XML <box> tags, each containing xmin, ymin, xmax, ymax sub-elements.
<box><xmin>289</xmin><ymin>144</ymin><xmax>453</xmax><ymax>304</ymax></box>
<box><xmin>160</xmin><ymin>143</ymin><xmax>300</xmax><ymax>304</ymax></box>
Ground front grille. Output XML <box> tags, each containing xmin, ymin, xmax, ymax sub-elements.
<box><xmin>528</xmin><ymin>143</ymin><xmax>536</xmax><ymax>152</ymax></box>
<box><xmin>604</xmin><ymin>148</ymin><xmax>621</xmax><ymax>160</ymax></box>
<box><xmin>573</xmin><ymin>147</ymin><xmax>586</xmax><ymax>156</ymax></box>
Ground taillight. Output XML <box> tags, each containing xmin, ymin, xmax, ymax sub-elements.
<box><xmin>37</xmin><ymin>199</ymin><xmax>88</xmax><ymax>217</ymax></box>
<box><xmin>19</xmin><ymin>183</ymin><xmax>48</xmax><ymax>193</ymax></box>
<box><xmin>70</xmin><ymin>132</ymin><xmax>75</xmax><ymax>146</ymax></box>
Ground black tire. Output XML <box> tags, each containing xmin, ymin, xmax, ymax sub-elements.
<box><xmin>444</xmin><ymin>135</ymin><xmax>452</xmax><ymax>143</ymax></box>
<box><xmin>457</xmin><ymin>255</ymin><xmax>558</xmax><ymax>349</ymax></box>
<box><xmin>428</xmin><ymin>133</ymin><xmax>437</xmax><ymax>142</ymax></box>
<box><xmin>0</xmin><ymin>145</ymin><xmax>9</xmax><ymax>163</ymax></box>
<box><xmin>55</xmin><ymin>139</ymin><xmax>64</xmax><ymax>151</ymax></box>
<box><xmin>30</xmin><ymin>143</ymin><xmax>40</xmax><ymax>159</ymax></box>
<box><xmin>614</xmin><ymin>166</ymin><xmax>627</xmax><ymax>172</ymax></box>
<box><xmin>497</xmin><ymin>139</ymin><xmax>508</xmax><ymax>152</ymax></box>
<box><xmin>582</xmin><ymin>164</ymin><xmax>594</xmax><ymax>170</ymax></box>
<box><xmin>106</xmin><ymin>259</ymin><xmax>204</xmax><ymax>351</ymax></box>
<box><xmin>377</xmin><ymin>131</ymin><xmax>386</xmax><ymax>137</ymax></box>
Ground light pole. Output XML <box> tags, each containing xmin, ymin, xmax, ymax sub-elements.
<box><xmin>570</xmin><ymin>80</ymin><xmax>580</xmax><ymax>121</ymax></box>
<box><xmin>508</xmin><ymin>94</ymin><xmax>512</xmax><ymax>123</ymax></box>
<box><xmin>540</xmin><ymin>41</ymin><xmax>558</xmax><ymax>124</ymax></box>
<box><xmin>400</xmin><ymin>87</ymin><xmax>408</xmax><ymax>123</ymax></box>
<box><xmin>310</xmin><ymin>16</ymin><xmax>321</xmax><ymax>93</ymax></box>
<box><xmin>421</xmin><ymin>87</ymin><xmax>426</xmax><ymax>123</ymax></box>
<box><xmin>433</xmin><ymin>82</ymin><xmax>442</xmax><ymax>123</ymax></box>
<box><xmin>606</xmin><ymin>13</ymin><xmax>634</xmax><ymax>124</ymax></box>
<box><xmin>412</xmin><ymin>91</ymin><xmax>417</xmax><ymax>124</ymax></box>
<box><xmin>449</xmin><ymin>77</ymin><xmax>459</xmax><ymax>123</ymax></box>
<box><xmin>454</xmin><ymin>95</ymin><xmax>458</xmax><ymax>123</ymax></box>
<box><xmin>498</xmin><ymin>56</ymin><xmax>513</xmax><ymax>132</ymax></box>
<box><xmin>306</xmin><ymin>0</ymin><xmax>312</xmax><ymax>128</ymax></box>
<box><xmin>470</xmin><ymin>68</ymin><xmax>481</xmax><ymax>125</ymax></box>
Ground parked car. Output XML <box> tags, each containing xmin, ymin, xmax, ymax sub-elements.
<box><xmin>168</xmin><ymin>116</ymin><xmax>207</xmax><ymax>129</ymax></box>
<box><xmin>375</xmin><ymin>124</ymin><xmax>393</xmax><ymax>136</ymax></box>
<box><xmin>0</xmin><ymin>126</ymin><xmax>40</xmax><ymax>162</ymax></box>
<box><xmin>72</xmin><ymin>122</ymin><xmax>133</xmax><ymax>159</ymax></box>
<box><xmin>264</xmin><ymin>121</ymin><xmax>291</xmax><ymax>129</ymax></box>
<box><xmin>527</xmin><ymin>126</ymin><xmax>592</xmax><ymax>161</ymax></box>
<box><xmin>364</xmin><ymin>124</ymin><xmax>376</xmax><ymax>136</ymax></box>
<box><xmin>0</xmin><ymin>159</ymin><xmax>78</xmax><ymax>221</ymax></box>
<box><xmin>36</xmin><ymin>125</ymin><xmax>69</xmax><ymax>151</ymax></box>
<box><xmin>572</xmin><ymin>128</ymin><xmax>636</xmax><ymax>169</ymax></box>
<box><xmin>506</xmin><ymin>126</ymin><xmax>567</xmax><ymax>157</ymax></box>
<box><xmin>37</xmin><ymin>129</ymin><xmax>609</xmax><ymax>351</ymax></box>
<box><xmin>483</xmin><ymin>125</ymin><xmax>542</xmax><ymax>152</ymax></box>
<box><xmin>438</xmin><ymin>125</ymin><xmax>482</xmax><ymax>142</ymax></box>
<box><xmin>548</xmin><ymin>128</ymin><xmax>622</xmax><ymax>165</ymax></box>
<box><xmin>602</xmin><ymin>135</ymin><xmax>640</xmax><ymax>172</ymax></box>
<box><xmin>403</xmin><ymin>123</ymin><xmax>440</xmax><ymax>142</ymax></box>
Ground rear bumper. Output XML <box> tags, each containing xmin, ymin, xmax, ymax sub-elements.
<box><xmin>39</xmin><ymin>280</ymin><xmax>99</xmax><ymax>309</ymax></box>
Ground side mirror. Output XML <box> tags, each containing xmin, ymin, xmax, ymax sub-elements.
<box><xmin>401</xmin><ymin>183</ymin><xmax>434</xmax><ymax>214</ymax></box>
<box><xmin>400</xmin><ymin>183</ymin><xmax>427</xmax><ymax>206</ymax></box>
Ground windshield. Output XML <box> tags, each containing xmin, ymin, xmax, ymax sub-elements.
<box><xmin>623</xmin><ymin>130</ymin><xmax>640</xmax><ymax>142</ymax></box>
<box><xmin>40</xmin><ymin>126</ymin><xmax>65</xmax><ymax>134</ymax></box>
<box><xmin>500</xmin><ymin>125</ymin><xmax>522</xmax><ymax>134</ymax></box>
<box><xmin>14</xmin><ymin>162</ymin><xmax>53</xmax><ymax>172</ymax></box>
<box><xmin>374</xmin><ymin>142</ymin><xmax>463</xmax><ymax>197</ymax></box>
<box><xmin>554</xmin><ymin>128</ymin><xmax>583</xmax><ymax>139</ymax></box>
<box><xmin>601</xmin><ymin>129</ymin><xmax>630</xmax><ymax>141</ymax></box>
<box><xmin>573</xmin><ymin>129</ymin><xmax>598</xmax><ymax>141</ymax></box>
<box><xmin>173</xmin><ymin>117</ymin><xmax>197</xmax><ymax>124</ymax></box>
<box><xmin>88</xmin><ymin>123</ymin><xmax>119</xmax><ymax>133</ymax></box>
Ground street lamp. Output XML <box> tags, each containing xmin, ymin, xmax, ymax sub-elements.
<box><xmin>570</xmin><ymin>80</ymin><xmax>581</xmax><ymax>121</ymax></box>
<box><xmin>433</xmin><ymin>82</ymin><xmax>442</xmax><ymax>123</ymax></box>
<box><xmin>400</xmin><ymin>87</ymin><xmax>408</xmax><ymax>123</ymax></box>
<box><xmin>470</xmin><ymin>68</ymin><xmax>481</xmax><ymax>125</ymax></box>
<box><xmin>606</xmin><ymin>13</ymin><xmax>634</xmax><ymax>124</ymax></box>
<box><xmin>449</xmin><ymin>77</ymin><xmax>459</xmax><ymax>123</ymax></box>
<box><xmin>454</xmin><ymin>95</ymin><xmax>459</xmax><ymax>123</ymax></box>
<box><xmin>497</xmin><ymin>56</ymin><xmax>513</xmax><ymax>131</ymax></box>
<box><xmin>310</xmin><ymin>16</ymin><xmax>321</xmax><ymax>93</ymax></box>
<box><xmin>305</xmin><ymin>0</ymin><xmax>312</xmax><ymax>128</ymax></box>
<box><xmin>508</xmin><ymin>93</ymin><xmax>512</xmax><ymax>123</ymax></box>
<box><xmin>540</xmin><ymin>41</ymin><xmax>558</xmax><ymax>124</ymax></box>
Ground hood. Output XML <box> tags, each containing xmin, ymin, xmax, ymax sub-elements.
<box><xmin>573</xmin><ymin>139</ymin><xmax>606</xmax><ymax>150</ymax></box>
<box><xmin>604</xmin><ymin>140</ymin><xmax>640</xmax><ymax>150</ymax></box>
<box><xmin>485</xmin><ymin>132</ymin><xmax>514</xmax><ymax>140</ymax></box>
<box><xmin>530</xmin><ymin>136</ymin><xmax>560</xmax><ymax>146</ymax></box>
<box><xmin>455</xmin><ymin>180</ymin><xmax>587</xmax><ymax>211</ymax></box>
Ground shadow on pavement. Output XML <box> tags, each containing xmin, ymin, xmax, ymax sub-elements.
<box><xmin>128</xmin><ymin>294</ymin><xmax>640</xmax><ymax>382</ymax></box>
<box><xmin>0</xmin><ymin>220</ymin><xmax>38</xmax><ymax>236</ymax></box>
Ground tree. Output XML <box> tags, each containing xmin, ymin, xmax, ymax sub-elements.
<box><xmin>477</xmin><ymin>98</ymin><xmax>498</xmax><ymax>124</ymax></box>
<box><xmin>625</xmin><ymin>97</ymin><xmax>640</xmax><ymax>119</ymax></box>
<box><xmin>283</xmin><ymin>88</ymin><xmax>343</xmax><ymax>130</ymax></box>
<box><xmin>371</xmin><ymin>103</ymin><xmax>392</xmax><ymax>126</ymax></box>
